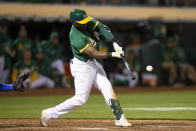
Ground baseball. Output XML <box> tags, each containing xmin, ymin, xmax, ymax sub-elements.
<box><xmin>146</xmin><ymin>65</ymin><xmax>153</xmax><ymax>72</ymax></box>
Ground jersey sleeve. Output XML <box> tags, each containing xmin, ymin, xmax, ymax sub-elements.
<box><xmin>88</xmin><ymin>17</ymin><xmax>115</xmax><ymax>42</ymax></box>
<box><xmin>71</xmin><ymin>36</ymin><xmax>90</xmax><ymax>53</ymax></box>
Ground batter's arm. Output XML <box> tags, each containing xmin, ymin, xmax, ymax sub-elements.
<box><xmin>93</xmin><ymin>21</ymin><xmax>115</xmax><ymax>42</ymax></box>
<box><xmin>94</xmin><ymin>22</ymin><xmax>122</xmax><ymax>49</ymax></box>
<box><xmin>84</xmin><ymin>45</ymin><xmax>122</xmax><ymax>59</ymax></box>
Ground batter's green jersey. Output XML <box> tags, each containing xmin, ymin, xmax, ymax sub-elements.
<box><xmin>69</xmin><ymin>17</ymin><xmax>115</xmax><ymax>62</ymax></box>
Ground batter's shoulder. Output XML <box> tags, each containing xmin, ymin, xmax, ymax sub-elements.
<box><xmin>87</xmin><ymin>17</ymin><xmax>100</xmax><ymax>30</ymax></box>
<box><xmin>70</xmin><ymin>27</ymin><xmax>85</xmax><ymax>45</ymax></box>
<box><xmin>69</xmin><ymin>26</ymin><xmax>81</xmax><ymax>38</ymax></box>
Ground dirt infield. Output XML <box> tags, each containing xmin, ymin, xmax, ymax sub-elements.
<box><xmin>0</xmin><ymin>119</ymin><xmax>196</xmax><ymax>131</ymax></box>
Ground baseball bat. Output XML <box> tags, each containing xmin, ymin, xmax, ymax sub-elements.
<box><xmin>121</xmin><ymin>55</ymin><xmax>136</xmax><ymax>80</ymax></box>
<box><xmin>113</xmin><ymin>42</ymin><xmax>136</xmax><ymax>80</ymax></box>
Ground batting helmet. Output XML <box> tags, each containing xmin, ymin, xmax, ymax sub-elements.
<box><xmin>69</xmin><ymin>9</ymin><xmax>91</xmax><ymax>24</ymax></box>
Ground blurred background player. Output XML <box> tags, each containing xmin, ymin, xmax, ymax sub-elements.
<box><xmin>173</xmin><ymin>35</ymin><xmax>196</xmax><ymax>84</ymax></box>
<box><xmin>12</xmin><ymin>47</ymin><xmax>38</xmax><ymax>89</ymax></box>
<box><xmin>13</xmin><ymin>26</ymin><xmax>33</xmax><ymax>62</ymax></box>
<box><xmin>40</xmin><ymin>32</ymin><xmax>69</xmax><ymax>87</ymax></box>
<box><xmin>35</xmin><ymin>46</ymin><xmax>55</xmax><ymax>89</ymax></box>
<box><xmin>0</xmin><ymin>22</ymin><xmax>15</xmax><ymax>83</ymax></box>
<box><xmin>12</xmin><ymin>46</ymin><xmax>54</xmax><ymax>89</ymax></box>
<box><xmin>161</xmin><ymin>37</ymin><xmax>177</xmax><ymax>85</ymax></box>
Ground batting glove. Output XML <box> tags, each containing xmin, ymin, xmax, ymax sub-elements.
<box><xmin>113</xmin><ymin>42</ymin><xmax>123</xmax><ymax>53</ymax></box>
<box><xmin>112</xmin><ymin>50</ymin><xmax>124</xmax><ymax>58</ymax></box>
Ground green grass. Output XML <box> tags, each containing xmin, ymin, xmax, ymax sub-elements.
<box><xmin>0</xmin><ymin>90</ymin><xmax>196</xmax><ymax>120</ymax></box>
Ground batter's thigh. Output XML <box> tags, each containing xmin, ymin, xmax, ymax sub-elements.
<box><xmin>93</xmin><ymin>61</ymin><xmax>116</xmax><ymax>105</ymax></box>
<box><xmin>71</xmin><ymin>63</ymin><xmax>96</xmax><ymax>101</ymax></box>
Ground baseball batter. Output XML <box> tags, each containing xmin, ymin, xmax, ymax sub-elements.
<box><xmin>41</xmin><ymin>9</ymin><xmax>132</xmax><ymax>127</ymax></box>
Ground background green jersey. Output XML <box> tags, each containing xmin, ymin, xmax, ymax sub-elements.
<box><xmin>161</xmin><ymin>45</ymin><xmax>175</xmax><ymax>62</ymax></box>
<box><xmin>37</xmin><ymin>40</ymin><xmax>62</xmax><ymax>62</ymax></box>
<box><xmin>13</xmin><ymin>37</ymin><xmax>33</xmax><ymax>61</ymax></box>
<box><xmin>174</xmin><ymin>46</ymin><xmax>186</xmax><ymax>65</ymax></box>
<box><xmin>37</xmin><ymin>57</ymin><xmax>54</xmax><ymax>79</ymax></box>
<box><xmin>14</xmin><ymin>60</ymin><xmax>37</xmax><ymax>74</ymax></box>
<box><xmin>0</xmin><ymin>31</ymin><xmax>10</xmax><ymax>56</ymax></box>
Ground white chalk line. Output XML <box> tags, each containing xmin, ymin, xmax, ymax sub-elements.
<box><xmin>157</xmin><ymin>125</ymin><xmax>193</xmax><ymax>128</ymax></box>
<box><xmin>77</xmin><ymin>127</ymin><xmax>108</xmax><ymax>130</ymax></box>
<box><xmin>123</xmin><ymin>107</ymin><xmax>196</xmax><ymax>111</ymax></box>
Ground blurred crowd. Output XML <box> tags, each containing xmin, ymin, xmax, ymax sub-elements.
<box><xmin>1</xmin><ymin>20</ymin><xmax>196</xmax><ymax>89</ymax></box>
<box><xmin>110</xmin><ymin>22</ymin><xmax>196</xmax><ymax>87</ymax></box>
<box><xmin>1</xmin><ymin>0</ymin><xmax>196</xmax><ymax>7</ymax></box>
<box><xmin>0</xmin><ymin>23</ymin><xmax>70</xmax><ymax>89</ymax></box>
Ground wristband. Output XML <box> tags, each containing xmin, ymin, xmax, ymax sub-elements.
<box><xmin>106</xmin><ymin>52</ymin><xmax>112</xmax><ymax>58</ymax></box>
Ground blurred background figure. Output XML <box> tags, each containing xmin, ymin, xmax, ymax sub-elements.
<box><xmin>13</xmin><ymin>26</ymin><xmax>33</xmax><ymax>62</ymax></box>
<box><xmin>12</xmin><ymin>46</ymin><xmax>55</xmax><ymax>89</ymax></box>
<box><xmin>173</xmin><ymin>35</ymin><xmax>196</xmax><ymax>85</ymax></box>
<box><xmin>34</xmin><ymin>46</ymin><xmax>55</xmax><ymax>89</ymax></box>
<box><xmin>161</xmin><ymin>37</ymin><xmax>177</xmax><ymax>86</ymax></box>
<box><xmin>12</xmin><ymin>47</ymin><xmax>38</xmax><ymax>89</ymax></box>
<box><xmin>0</xmin><ymin>23</ymin><xmax>14</xmax><ymax>83</ymax></box>
<box><xmin>128</xmin><ymin>33</ymin><xmax>142</xmax><ymax>56</ymax></box>
<box><xmin>43</xmin><ymin>32</ymin><xmax>69</xmax><ymax>87</ymax></box>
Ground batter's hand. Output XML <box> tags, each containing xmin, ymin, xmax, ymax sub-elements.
<box><xmin>112</xmin><ymin>50</ymin><xmax>124</xmax><ymax>58</ymax></box>
<box><xmin>113</xmin><ymin>42</ymin><xmax>123</xmax><ymax>53</ymax></box>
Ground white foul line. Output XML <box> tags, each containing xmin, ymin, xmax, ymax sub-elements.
<box><xmin>123</xmin><ymin>107</ymin><xmax>196</xmax><ymax>111</ymax></box>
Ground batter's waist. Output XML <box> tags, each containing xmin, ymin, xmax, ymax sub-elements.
<box><xmin>70</xmin><ymin>57</ymin><xmax>95</xmax><ymax>65</ymax></box>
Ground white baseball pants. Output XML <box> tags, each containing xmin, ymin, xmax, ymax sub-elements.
<box><xmin>45</xmin><ymin>58</ymin><xmax>113</xmax><ymax>119</ymax></box>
